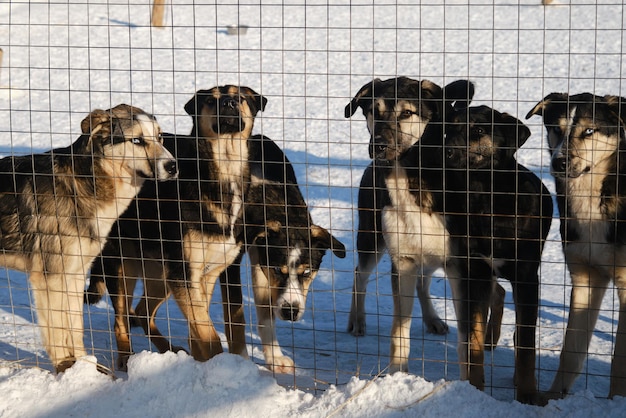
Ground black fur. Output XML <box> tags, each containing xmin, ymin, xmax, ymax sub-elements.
<box><xmin>444</xmin><ymin>106</ymin><xmax>553</xmax><ymax>404</ymax></box>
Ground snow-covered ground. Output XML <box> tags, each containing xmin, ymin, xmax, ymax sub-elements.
<box><xmin>1</xmin><ymin>0</ymin><xmax>626</xmax><ymax>416</ymax></box>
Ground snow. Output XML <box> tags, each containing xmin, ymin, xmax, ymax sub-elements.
<box><xmin>1</xmin><ymin>0</ymin><xmax>626</xmax><ymax>416</ymax></box>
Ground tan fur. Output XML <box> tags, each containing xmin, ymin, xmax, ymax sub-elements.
<box><xmin>0</xmin><ymin>105</ymin><xmax>176</xmax><ymax>372</ymax></box>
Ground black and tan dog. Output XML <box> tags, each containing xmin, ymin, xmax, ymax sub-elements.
<box><xmin>219</xmin><ymin>134</ymin><xmax>346</xmax><ymax>373</ymax></box>
<box><xmin>444</xmin><ymin>106</ymin><xmax>553</xmax><ymax>404</ymax></box>
<box><xmin>0</xmin><ymin>105</ymin><xmax>177</xmax><ymax>372</ymax></box>
<box><xmin>527</xmin><ymin>93</ymin><xmax>626</xmax><ymax>399</ymax></box>
<box><xmin>86</xmin><ymin>86</ymin><xmax>265</xmax><ymax>370</ymax></box>
<box><xmin>345</xmin><ymin>77</ymin><xmax>481</xmax><ymax>374</ymax></box>
<box><xmin>345</xmin><ymin>77</ymin><xmax>476</xmax><ymax>338</ymax></box>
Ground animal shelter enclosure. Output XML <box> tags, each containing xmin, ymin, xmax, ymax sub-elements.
<box><xmin>1</xmin><ymin>1</ymin><xmax>626</xmax><ymax>411</ymax></box>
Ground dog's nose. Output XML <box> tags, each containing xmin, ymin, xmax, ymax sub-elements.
<box><xmin>280</xmin><ymin>302</ymin><xmax>300</xmax><ymax>322</ymax></box>
<box><xmin>551</xmin><ymin>156</ymin><xmax>567</xmax><ymax>173</ymax></box>
<box><xmin>221</xmin><ymin>97</ymin><xmax>238</xmax><ymax>109</ymax></box>
<box><xmin>164</xmin><ymin>160</ymin><xmax>178</xmax><ymax>176</ymax></box>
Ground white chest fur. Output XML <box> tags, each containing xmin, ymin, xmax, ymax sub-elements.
<box><xmin>382</xmin><ymin>166</ymin><xmax>449</xmax><ymax>265</ymax></box>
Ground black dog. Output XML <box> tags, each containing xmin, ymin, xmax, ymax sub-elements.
<box><xmin>444</xmin><ymin>106</ymin><xmax>553</xmax><ymax>404</ymax></box>
<box><xmin>86</xmin><ymin>85</ymin><xmax>266</xmax><ymax>370</ymax></box>
<box><xmin>345</xmin><ymin>77</ymin><xmax>475</xmax><ymax>338</ymax></box>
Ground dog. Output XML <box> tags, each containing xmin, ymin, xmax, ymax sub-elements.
<box><xmin>345</xmin><ymin>77</ymin><xmax>476</xmax><ymax>338</ymax></box>
<box><xmin>526</xmin><ymin>93</ymin><xmax>626</xmax><ymax>399</ymax></box>
<box><xmin>219</xmin><ymin>134</ymin><xmax>346</xmax><ymax>373</ymax></box>
<box><xmin>86</xmin><ymin>85</ymin><xmax>266</xmax><ymax>370</ymax></box>
<box><xmin>0</xmin><ymin>104</ymin><xmax>177</xmax><ymax>373</ymax></box>
<box><xmin>345</xmin><ymin>77</ymin><xmax>486</xmax><ymax>374</ymax></box>
<box><xmin>443</xmin><ymin>105</ymin><xmax>553</xmax><ymax>404</ymax></box>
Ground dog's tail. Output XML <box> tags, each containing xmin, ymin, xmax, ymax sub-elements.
<box><xmin>84</xmin><ymin>258</ymin><xmax>107</xmax><ymax>305</ymax></box>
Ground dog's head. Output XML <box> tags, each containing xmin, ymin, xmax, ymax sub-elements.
<box><xmin>344</xmin><ymin>77</ymin><xmax>474</xmax><ymax>162</ymax></box>
<box><xmin>79</xmin><ymin>104</ymin><xmax>178</xmax><ymax>182</ymax></box>
<box><xmin>526</xmin><ymin>93</ymin><xmax>626</xmax><ymax>178</ymax></box>
<box><xmin>445</xmin><ymin>105</ymin><xmax>531</xmax><ymax>170</ymax></box>
<box><xmin>184</xmin><ymin>85</ymin><xmax>267</xmax><ymax>139</ymax></box>
<box><xmin>250</xmin><ymin>221</ymin><xmax>346</xmax><ymax>322</ymax></box>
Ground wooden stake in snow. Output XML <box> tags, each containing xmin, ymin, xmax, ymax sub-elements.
<box><xmin>151</xmin><ymin>0</ymin><xmax>166</xmax><ymax>27</ymax></box>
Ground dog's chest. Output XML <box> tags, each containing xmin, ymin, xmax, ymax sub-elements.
<box><xmin>383</xmin><ymin>167</ymin><xmax>448</xmax><ymax>258</ymax></box>
<box><xmin>564</xmin><ymin>174</ymin><xmax>626</xmax><ymax>266</ymax></box>
<box><xmin>565</xmin><ymin>174</ymin><xmax>611</xmax><ymax>243</ymax></box>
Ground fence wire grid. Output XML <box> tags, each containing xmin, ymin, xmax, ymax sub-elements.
<box><xmin>0</xmin><ymin>0</ymin><xmax>625</xmax><ymax>403</ymax></box>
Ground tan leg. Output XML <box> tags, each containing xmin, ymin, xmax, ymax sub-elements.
<box><xmin>610</xmin><ymin>279</ymin><xmax>626</xmax><ymax>398</ymax></box>
<box><xmin>485</xmin><ymin>282</ymin><xmax>505</xmax><ymax>351</ymax></box>
<box><xmin>389</xmin><ymin>260</ymin><xmax>418</xmax><ymax>373</ymax></box>
<box><xmin>134</xmin><ymin>277</ymin><xmax>187</xmax><ymax>354</ymax></box>
<box><xmin>250</xmin><ymin>261</ymin><xmax>293</xmax><ymax>373</ymax></box>
<box><xmin>416</xmin><ymin>274</ymin><xmax>448</xmax><ymax>335</ymax></box>
<box><xmin>170</xmin><ymin>272</ymin><xmax>222</xmax><ymax>361</ymax></box>
<box><xmin>548</xmin><ymin>266</ymin><xmax>609</xmax><ymax>397</ymax></box>
<box><xmin>468</xmin><ymin>310</ymin><xmax>487</xmax><ymax>391</ymax></box>
<box><xmin>30</xmin><ymin>270</ymin><xmax>87</xmax><ymax>372</ymax></box>
<box><xmin>348</xmin><ymin>250</ymin><xmax>384</xmax><ymax>337</ymax></box>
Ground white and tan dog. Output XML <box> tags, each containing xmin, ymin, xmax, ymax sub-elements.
<box><xmin>0</xmin><ymin>104</ymin><xmax>177</xmax><ymax>372</ymax></box>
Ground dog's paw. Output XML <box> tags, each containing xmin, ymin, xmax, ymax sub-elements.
<box><xmin>347</xmin><ymin>316</ymin><xmax>366</xmax><ymax>336</ymax></box>
<box><xmin>425</xmin><ymin>318</ymin><xmax>449</xmax><ymax>335</ymax></box>
<box><xmin>267</xmin><ymin>356</ymin><xmax>295</xmax><ymax>374</ymax></box>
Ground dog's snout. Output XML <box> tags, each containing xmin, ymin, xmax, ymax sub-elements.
<box><xmin>164</xmin><ymin>160</ymin><xmax>178</xmax><ymax>176</ymax></box>
<box><xmin>280</xmin><ymin>302</ymin><xmax>300</xmax><ymax>322</ymax></box>
<box><xmin>221</xmin><ymin>97</ymin><xmax>238</xmax><ymax>109</ymax></box>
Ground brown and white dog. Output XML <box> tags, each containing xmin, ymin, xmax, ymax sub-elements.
<box><xmin>86</xmin><ymin>86</ymin><xmax>265</xmax><ymax>370</ymax></box>
<box><xmin>0</xmin><ymin>105</ymin><xmax>177</xmax><ymax>372</ymax></box>
<box><xmin>527</xmin><ymin>93</ymin><xmax>626</xmax><ymax>399</ymax></box>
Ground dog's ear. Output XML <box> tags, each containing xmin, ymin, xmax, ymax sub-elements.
<box><xmin>344</xmin><ymin>78</ymin><xmax>382</xmax><ymax>118</ymax></box>
<box><xmin>81</xmin><ymin>108</ymin><xmax>110</xmax><ymax>134</ymax></box>
<box><xmin>501</xmin><ymin>112</ymin><xmax>532</xmax><ymax>151</ymax></box>
<box><xmin>79</xmin><ymin>108</ymin><xmax>115</xmax><ymax>154</ymax></box>
<box><xmin>240</xmin><ymin>86</ymin><xmax>268</xmax><ymax>115</ymax></box>
<box><xmin>252</xmin><ymin>220</ymin><xmax>282</xmax><ymax>246</ymax></box>
<box><xmin>604</xmin><ymin>95</ymin><xmax>626</xmax><ymax>128</ymax></box>
<box><xmin>418</xmin><ymin>80</ymin><xmax>445</xmax><ymax>120</ymax></box>
<box><xmin>184</xmin><ymin>90</ymin><xmax>213</xmax><ymax>117</ymax></box>
<box><xmin>443</xmin><ymin>80</ymin><xmax>475</xmax><ymax>111</ymax></box>
<box><xmin>525</xmin><ymin>92</ymin><xmax>569</xmax><ymax>120</ymax></box>
<box><xmin>310</xmin><ymin>225</ymin><xmax>346</xmax><ymax>258</ymax></box>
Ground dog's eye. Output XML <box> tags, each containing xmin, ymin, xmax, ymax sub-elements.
<box><xmin>583</xmin><ymin>128</ymin><xmax>595</xmax><ymax>136</ymax></box>
<box><xmin>302</xmin><ymin>268</ymin><xmax>312</xmax><ymax>278</ymax></box>
<box><xmin>130</xmin><ymin>137</ymin><xmax>145</xmax><ymax>145</ymax></box>
<box><xmin>399</xmin><ymin>110</ymin><xmax>415</xmax><ymax>120</ymax></box>
<box><xmin>475</xmin><ymin>127</ymin><xmax>485</xmax><ymax>135</ymax></box>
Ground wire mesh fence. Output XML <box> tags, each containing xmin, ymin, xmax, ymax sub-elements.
<box><xmin>0</xmin><ymin>0</ymin><xmax>625</xmax><ymax>404</ymax></box>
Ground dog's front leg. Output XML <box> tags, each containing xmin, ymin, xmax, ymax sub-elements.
<box><xmin>609</xmin><ymin>275</ymin><xmax>626</xmax><ymax>398</ymax></box>
<box><xmin>511</xmin><ymin>273</ymin><xmax>540</xmax><ymax>404</ymax></box>
<box><xmin>220</xmin><ymin>254</ymin><xmax>248</xmax><ymax>359</ymax></box>
<box><xmin>389</xmin><ymin>261</ymin><xmax>418</xmax><ymax>373</ymax></box>
<box><xmin>251</xmin><ymin>262</ymin><xmax>294</xmax><ymax>373</ymax></box>
<box><xmin>548</xmin><ymin>266</ymin><xmax>609</xmax><ymax>398</ymax></box>
<box><xmin>171</xmin><ymin>272</ymin><xmax>223</xmax><ymax>361</ymax></box>
<box><xmin>416</xmin><ymin>274</ymin><xmax>448</xmax><ymax>335</ymax></box>
<box><xmin>30</xmin><ymin>270</ymin><xmax>88</xmax><ymax>372</ymax></box>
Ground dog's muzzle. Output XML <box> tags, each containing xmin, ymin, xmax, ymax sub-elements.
<box><xmin>279</xmin><ymin>301</ymin><xmax>301</xmax><ymax>322</ymax></box>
